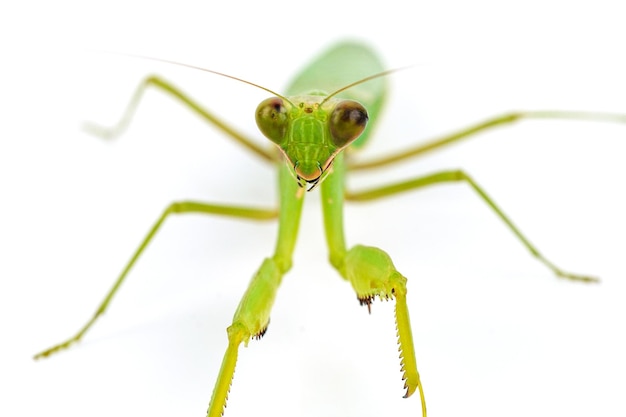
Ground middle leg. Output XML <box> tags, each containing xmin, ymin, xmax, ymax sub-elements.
<box><xmin>346</xmin><ymin>169</ymin><xmax>598</xmax><ymax>282</ymax></box>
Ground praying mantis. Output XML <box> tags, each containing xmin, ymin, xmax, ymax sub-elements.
<box><xmin>34</xmin><ymin>41</ymin><xmax>626</xmax><ymax>417</ymax></box>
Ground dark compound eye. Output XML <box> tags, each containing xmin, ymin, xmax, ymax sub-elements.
<box><xmin>256</xmin><ymin>97</ymin><xmax>289</xmax><ymax>145</ymax></box>
<box><xmin>329</xmin><ymin>100</ymin><xmax>368</xmax><ymax>148</ymax></box>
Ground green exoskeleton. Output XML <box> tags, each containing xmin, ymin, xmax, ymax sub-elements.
<box><xmin>35</xmin><ymin>41</ymin><xmax>626</xmax><ymax>417</ymax></box>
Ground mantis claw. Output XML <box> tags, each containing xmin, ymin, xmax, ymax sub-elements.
<box><xmin>358</xmin><ymin>295</ymin><xmax>375</xmax><ymax>314</ymax></box>
<box><xmin>252</xmin><ymin>323</ymin><xmax>269</xmax><ymax>340</ymax></box>
<box><xmin>207</xmin><ymin>258</ymin><xmax>284</xmax><ymax>417</ymax></box>
<box><xmin>341</xmin><ymin>245</ymin><xmax>427</xmax><ymax>415</ymax></box>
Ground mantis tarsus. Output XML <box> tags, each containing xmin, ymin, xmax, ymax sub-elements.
<box><xmin>34</xmin><ymin>41</ymin><xmax>626</xmax><ymax>416</ymax></box>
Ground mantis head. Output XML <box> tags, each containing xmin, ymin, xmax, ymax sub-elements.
<box><xmin>256</xmin><ymin>95</ymin><xmax>368</xmax><ymax>190</ymax></box>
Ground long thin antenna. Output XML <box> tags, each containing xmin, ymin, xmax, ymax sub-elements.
<box><xmin>114</xmin><ymin>53</ymin><xmax>294</xmax><ymax>104</ymax></box>
<box><xmin>320</xmin><ymin>66</ymin><xmax>412</xmax><ymax>106</ymax></box>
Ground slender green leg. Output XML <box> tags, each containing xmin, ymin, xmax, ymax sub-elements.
<box><xmin>206</xmin><ymin>163</ymin><xmax>304</xmax><ymax>417</ymax></box>
<box><xmin>321</xmin><ymin>154</ymin><xmax>427</xmax><ymax>417</ymax></box>
<box><xmin>347</xmin><ymin>169</ymin><xmax>598</xmax><ymax>282</ymax></box>
<box><xmin>33</xmin><ymin>201</ymin><xmax>277</xmax><ymax>359</ymax></box>
<box><xmin>84</xmin><ymin>75</ymin><xmax>277</xmax><ymax>162</ymax></box>
<box><xmin>348</xmin><ymin>111</ymin><xmax>626</xmax><ymax>170</ymax></box>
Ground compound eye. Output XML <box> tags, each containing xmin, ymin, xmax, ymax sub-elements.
<box><xmin>256</xmin><ymin>97</ymin><xmax>289</xmax><ymax>145</ymax></box>
<box><xmin>329</xmin><ymin>100</ymin><xmax>368</xmax><ymax>148</ymax></box>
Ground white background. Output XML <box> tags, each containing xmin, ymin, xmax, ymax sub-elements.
<box><xmin>2</xmin><ymin>1</ymin><xmax>625</xmax><ymax>417</ymax></box>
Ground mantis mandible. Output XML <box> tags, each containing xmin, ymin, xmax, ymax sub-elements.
<box><xmin>34</xmin><ymin>41</ymin><xmax>626</xmax><ymax>417</ymax></box>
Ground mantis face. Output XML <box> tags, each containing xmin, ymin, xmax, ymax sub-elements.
<box><xmin>256</xmin><ymin>95</ymin><xmax>368</xmax><ymax>190</ymax></box>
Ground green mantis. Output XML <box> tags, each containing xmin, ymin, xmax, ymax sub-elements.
<box><xmin>34</xmin><ymin>41</ymin><xmax>626</xmax><ymax>416</ymax></box>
